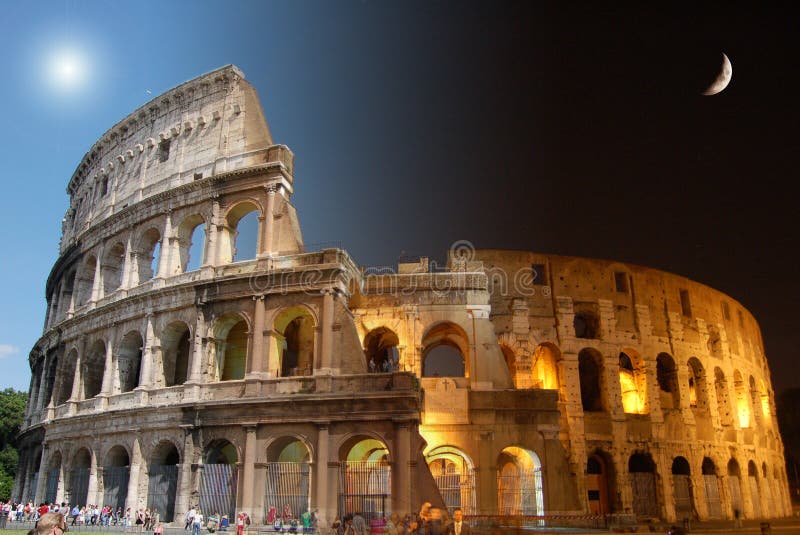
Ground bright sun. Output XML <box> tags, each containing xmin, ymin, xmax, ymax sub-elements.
<box><xmin>47</xmin><ymin>49</ymin><xmax>88</xmax><ymax>91</ymax></box>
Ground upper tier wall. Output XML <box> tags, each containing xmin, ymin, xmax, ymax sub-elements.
<box><xmin>60</xmin><ymin>65</ymin><xmax>274</xmax><ymax>253</ymax></box>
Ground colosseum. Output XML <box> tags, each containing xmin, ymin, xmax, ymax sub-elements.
<box><xmin>14</xmin><ymin>64</ymin><xmax>792</xmax><ymax>527</ymax></box>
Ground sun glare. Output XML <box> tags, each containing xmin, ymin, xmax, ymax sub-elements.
<box><xmin>46</xmin><ymin>48</ymin><xmax>88</xmax><ymax>92</ymax></box>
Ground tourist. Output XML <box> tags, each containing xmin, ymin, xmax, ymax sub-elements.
<box><xmin>192</xmin><ymin>508</ymin><xmax>204</xmax><ymax>535</ymax></box>
<box><xmin>445</xmin><ymin>509</ymin><xmax>469</xmax><ymax>535</ymax></box>
<box><xmin>34</xmin><ymin>512</ymin><xmax>68</xmax><ymax>535</ymax></box>
<box><xmin>351</xmin><ymin>512</ymin><xmax>366</xmax><ymax>535</ymax></box>
<box><xmin>185</xmin><ymin>506</ymin><xmax>196</xmax><ymax>530</ymax></box>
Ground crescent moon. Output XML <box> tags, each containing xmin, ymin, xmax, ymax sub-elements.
<box><xmin>703</xmin><ymin>53</ymin><xmax>732</xmax><ymax>96</ymax></box>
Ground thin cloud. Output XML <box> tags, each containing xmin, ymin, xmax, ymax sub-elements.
<box><xmin>0</xmin><ymin>345</ymin><xmax>20</xmax><ymax>359</ymax></box>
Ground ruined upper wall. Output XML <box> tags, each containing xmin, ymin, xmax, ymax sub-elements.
<box><xmin>60</xmin><ymin>65</ymin><xmax>277</xmax><ymax>252</ymax></box>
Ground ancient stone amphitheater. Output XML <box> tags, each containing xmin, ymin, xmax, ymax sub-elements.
<box><xmin>14</xmin><ymin>65</ymin><xmax>792</xmax><ymax>526</ymax></box>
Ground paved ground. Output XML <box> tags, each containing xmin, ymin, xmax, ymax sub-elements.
<box><xmin>2</xmin><ymin>517</ymin><xmax>800</xmax><ymax>534</ymax></box>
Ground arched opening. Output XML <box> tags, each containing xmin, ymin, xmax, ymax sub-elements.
<box><xmin>58</xmin><ymin>271</ymin><xmax>77</xmax><ymax>319</ymax></box>
<box><xmin>619</xmin><ymin>351</ymin><xmax>647</xmax><ymax>414</ymax></box>
<box><xmin>25</xmin><ymin>446</ymin><xmax>42</xmax><ymax>504</ymax></box>
<box><xmin>338</xmin><ymin>436</ymin><xmax>390</xmax><ymax>521</ymax></box>
<box><xmin>687</xmin><ymin>358</ymin><xmax>708</xmax><ymax>409</ymax></box>
<box><xmin>422</xmin><ymin>322</ymin><xmax>469</xmax><ymax>378</ymax></box>
<box><xmin>76</xmin><ymin>255</ymin><xmax>97</xmax><ymax>306</ymax></box>
<box><xmin>82</xmin><ymin>340</ymin><xmax>106</xmax><ymax>399</ymax></box>
<box><xmin>532</xmin><ymin>343</ymin><xmax>560</xmax><ymax>390</ymax></box>
<box><xmin>500</xmin><ymin>345</ymin><xmax>517</xmax><ymax>386</ymax></box>
<box><xmin>220</xmin><ymin>202</ymin><xmax>260</xmax><ymax>263</ymax></box>
<box><xmin>55</xmin><ymin>349</ymin><xmax>77</xmax><ymax>405</ymax></box>
<box><xmin>103</xmin><ymin>446</ymin><xmax>130</xmax><ymax>511</ymax></box>
<box><xmin>702</xmin><ymin>458</ymin><xmax>723</xmax><ymax>519</ymax></box>
<box><xmin>747</xmin><ymin>460</ymin><xmax>761</xmax><ymax>518</ymax></box>
<box><xmin>363</xmin><ymin>327</ymin><xmax>400</xmax><ymax>373</ymax></box>
<box><xmin>628</xmin><ymin>452</ymin><xmax>658</xmax><ymax>518</ymax></box>
<box><xmin>759</xmin><ymin>380</ymin><xmax>771</xmax><ymax>424</ymax></box>
<box><xmin>586</xmin><ymin>451</ymin><xmax>615</xmax><ymax>515</ymax></box>
<box><xmin>161</xmin><ymin>322</ymin><xmax>191</xmax><ymax>387</ymax></box>
<box><xmin>671</xmin><ymin>457</ymin><xmax>693</xmax><ymax>520</ymax></box>
<box><xmin>426</xmin><ymin>446</ymin><xmax>476</xmax><ymax>514</ymax></box>
<box><xmin>70</xmin><ymin>448</ymin><xmax>91</xmax><ymax>507</ymax></box>
<box><xmin>714</xmin><ymin>368</ymin><xmax>733</xmax><ymax>426</ymax></box>
<box><xmin>44</xmin><ymin>354</ymin><xmax>59</xmax><ymax>407</ymax></box>
<box><xmin>136</xmin><ymin>228</ymin><xmax>162</xmax><ymax>282</ymax></box>
<box><xmin>200</xmin><ymin>440</ymin><xmax>239</xmax><ymax>520</ymax></box>
<box><xmin>45</xmin><ymin>452</ymin><xmax>62</xmax><ymax>504</ymax></box>
<box><xmin>147</xmin><ymin>441</ymin><xmax>180</xmax><ymax>522</ymax></box>
<box><xmin>573</xmin><ymin>311</ymin><xmax>599</xmax><ymax>339</ymax></box>
<box><xmin>212</xmin><ymin>315</ymin><xmax>248</xmax><ymax>381</ymax></box>
<box><xmin>273</xmin><ymin>307</ymin><xmax>316</xmax><ymax>377</ymax></box>
<box><xmin>101</xmin><ymin>242</ymin><xmax>126</xmax><ymax>295</ymax></box>
<box><xmin>734</xmin><ymin>371</ymin><xmax>751</xmax><ymax>428</ymax></box>
<box><xmin>117</xmin><ymin>330</ymin><xmax>143</xmax><ymax>393</ymax></box>
<box><xmin>497</xmin><ymin>446</ymin><xmax>544</xmax><ymax>517</ymax></box>
<box><xmin>728</xmin><ymin>459</ymin><xmax>743</xmax><ymax>518</ymax></box>
<box><xmin>656</xmin><ymin>353</ymin><xmax>680</xmax><ymax>410</ymax></box>
<box><xmin>578</xmin><ymin>348</ymin><xmax>604</xmax><ymax>412</ymax></box>
<box><xmin>177</xmin><ymin>214</ymin><xmax>206</xmax><ymax>273</ymax></box>
<box><xmin>265</xmin><ymin>437</ymin><xmax>312</xmax><ymax>524</ymax></box>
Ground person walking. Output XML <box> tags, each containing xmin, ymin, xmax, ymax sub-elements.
<box><xmin>185</xmin><ymin>507</ymin><xmax>196</xmax><ymax>531</ymax></box>
<box><xmin>192</xmin><ymin>509</ymin><xmax>204</xmax><ymax>535</ymax></box>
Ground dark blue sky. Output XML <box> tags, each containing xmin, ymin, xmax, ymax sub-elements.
<box><xmin>1</xmin><ymin>1</ymin><xmax>798</xmax><ymax>394</ymax></box>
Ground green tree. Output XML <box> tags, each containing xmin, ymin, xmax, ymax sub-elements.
<box><xmin>0</xmin><ymin>388</ymin><xmax>27</xmax><ymax>500</ymax></box>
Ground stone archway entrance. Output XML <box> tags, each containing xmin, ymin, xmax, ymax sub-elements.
<box><xmin>629</xmin><ymin>453</ymin><xmax>658</xmax><ymax>518</ymax></box>
<box><xmin>200</xmin><ymin>440</ymin><xmax>239</xmax><ymax>520</ymax></box>
<box><xmin>338</xmin><ymin>437</ymin><xmax>390</xmax><ymax>522</ymax></box>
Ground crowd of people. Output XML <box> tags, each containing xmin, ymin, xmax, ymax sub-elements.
<box><xmin>0</xmin><ymin>501</ymin><xmax>163</xmax><ymax>533</ymax></box>
<box><xmin>332</xmin><ymin>503</ymin><xmax>469</xmax><ymax>535</ymax></box>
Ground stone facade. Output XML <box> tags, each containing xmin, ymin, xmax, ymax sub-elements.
<box><xmin>15</xmin><ymin>65</ymin><xmax>791</xmax><ymax>526</ymax></box>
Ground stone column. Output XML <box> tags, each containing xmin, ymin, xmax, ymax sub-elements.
<box><xmin>175</xmin><ymin>427</ymin><xmax>196</xmax><ymax>520</ymax></box>
<box><xmin>91</xmin><ymin>246</ymin><xmax>104</xmax><ymax>303</ymax></box>
<box><xmin>138</xmin><ymin>315</ymin><xmax>156</xmax><ymax>390</ymax></box>
<box><xmin>156</xmin><ymin>212</ymin><xmax>173</xmax><ymax>279</ymax></box>
<box><xmin>100</xmin><ymin>332</ymin><xmax>116</xmax><ymax>396</ymax></box>
<box><xmin>318</xmin><ymin>289</ymin><xmax>334</xmax><ymax>373</ymax></box>
<box><xmin>87</xmin><ymin>449</ymin><xmax>100</xmax><ymax>507</ymax></box>
<box><xmin>314</xmin><ymin>424</ymin><xmax>332</xmax><ymax>523</ymax></box>
<box><xmin>125</xmin><ymin>439</ymin><xmax>143</xmax><ymax>511</ymax></box>
<box><xmin>120</xmin><ymin>233</ymin><xmax>134</xmax><ymax>290</ymax></box>
<box><xmin>241</xmin><ymin>425</ymin><xmax>258</xmax><ymax>514</ymax></box>
<box><xmin>34</xmin><ymin>445</ymin><xmax>50</xmax><ymax>504</ymax></box>
<box><xmin>249</xmin><ymin>296</ymin><xmax>265</xmax><ymax>375</ymax></box>
<box><xmin>35</xmin><ymin>357</ymin><xmax>51</xmax><ymax>415</ymax></box>
<box><xmin>70</xmin><ymin>353</ymin><xmax>83</xmax><ymax>402</ymax></box>
<box><xmin>392</xmin><ymin>421</ymin><xmax>411</xmax><ymax>515</ymax></box>
<box><xmin>265</xmin><ymin>330</ymin><xmax>280</xmax><ymax>378</ymax></box>
<box><xmin>204</xmin><ymin>197</ymin><xmax>221</xmax><ymax>268</ymax></box>
<box><xmin>258</xmin><ymin>185</ymin><xmax>277</xmax><ymax>257</ymax></box>
<box><xmin>188</xmin><ymin>310</ymin><xmax>206</xmax><ymax>384</ymax></box>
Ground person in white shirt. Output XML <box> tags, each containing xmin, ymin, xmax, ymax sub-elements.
<box><xmin>447</xmin><ymin>508</ymin><xmax>470</xmax><ymax>535</ymax></box>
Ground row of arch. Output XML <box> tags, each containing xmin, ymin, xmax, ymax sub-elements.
<box><xmin>586</xmin><ymin>450</ymin><xmax>789</xmax><ymax>520</ymax></box>
<box><xmin>47</xmin><ymin>200</ymin><xmax>263</xmax><ymax>328</ymax></box>
<box><xmin>41</xmin><ymin>306</ymin><xmax>316</xmax><ymax>408</ymax></box>
<box><xmin>27</xmin><ymin>438</ymin><xmax>545</xmax><ymax>521</ymax></box>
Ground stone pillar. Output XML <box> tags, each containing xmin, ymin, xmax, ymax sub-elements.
<box><xmin>100</xmin><ymin>332</ymin><xmax>116</xmax><ymax>396</ymax></box>
<box><xmin>120</xmin><ymin>233</ymin><xmax>134</xmax><ymax>290</ymax></box>
<box><xmin>128</xmin><ymin>252</ymin><xmax>141</xmax><ymax>288</ymax></box>
<box><xmin>34</xmin><ymin>445</ymin><xmax>50</xmax><ymax>504</ymax></box>
<box><xmin>156</xmin><ymin>212</ymin><xmax>173</xmax><ymax>279</ymax></box>
<box><xmin>477</xmin><ymin>431</ymin><xmax>497</xmax><ymax>515</ymax></box>
<box><xmin>91</xmin><ymin>246</ymin><xmax>104</xmax><ymax>303</ymax></box>
<box><xmin>70</xmin><ymin>353</ymin><xmax>83</xmax><ymax>402</ymax></box>
<box><xmin>392</xmin><ymin>421</ymin><xmax>412</xmax><ymax>516</ymax></box>
<box><xmin>125</xmin><ymin>439</ymin><xmax>143</xmax><ymax>511</ymax></box>
<box><xmin>35</xmin><ymin>357</ymin><xmax>51</xmax><ymax>415</ymax></box>
<box><xmin>175</xmin><ymin>428</ymin><xmax>196</xmax><ymax>520</ymax></box>
<box><xmin>258</xmin><ymin>185</ymin><xmax>277</xmax><ymax>258</ymax></box>
<box><xmin>188</xmin><ymin>310</ymin><xmax>206</xmax><ymax>384</ymax></box>
<box><xmin>240</xmin><ymin>425</ymin><xmax>258</xmax><ymax>514</ymax></box>
<box><xmin>314</xmin><ymin>424</ymin><xmax>332</xmax><ymax>524</ymax></box>
<box><xmin>138</xmin><ymin>315</ymin><xmax>156</xmax><ymax>390</ymax></box>
<box><xmin>87</xmin><ymin>449</ymin><xmax>100</xmax><ymax>507</ymax></box>
<box><xmin>204</xmin><ymin>197</ymin><xmax>221</xmax><ymax>268</ymax></box>
<box><xmin>318</xmin><ymin>289</ymin><xmax>334</xmax><ymax>373</ymax></box>
<box><xmin>249</xmin><ymin>296</ymin><xmax>265</xmax><ymax>375</ymax></box>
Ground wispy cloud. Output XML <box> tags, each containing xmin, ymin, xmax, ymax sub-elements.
<box><xmin>0</xmin><ymin>345</ymin><xmax>19</xmax><ymax>359</ymax></box>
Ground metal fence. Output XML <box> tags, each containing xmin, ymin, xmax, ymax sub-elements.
<box><xmin>103</xmin><ymin>467</ymin><xmax>130</xmax><ymax>511</ymax></box>
<box><xmin>46</xmin><ymin>468</ymin><xmax>59</xmax><ymax>504</ymax></box>
<box><xmin>338</xmin><ymin>461</ymin><xmax>390</xmax><ymax>521</ymax></box>
<box><xmin>200</xmin><ymin>463</ymin><xmax>238</xmax><ymax>519</ymax></box>
<box><xmin>147</xmin><ymin>464</ymin><xmax>178</xmax><ymax>522</ymax></box>
<box><xmin>264</xmin><ymin>462</ymin><xmax>310</xmax><ymax>521</ymax></box>
<box><xmin>432</xmin><ymin>468</ymin><xmax>476</xmax><ymax>514</ymax></box>
<box><xmin>70</xmin><ymin>468</ymin><xmax>90</xmax><ymax>507</ymax></box>
<box><xmin>496</xmin><ymin>467</ymin><xmax>543</xmax><ymax>517</ymax></box>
